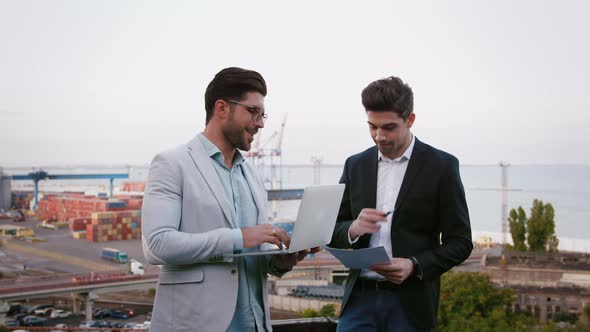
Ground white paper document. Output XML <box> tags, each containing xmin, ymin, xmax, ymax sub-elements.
<box><xmin>324</xmin><ymin>246</ymin><xmax>391</xmax><ymax>269</ymax></box>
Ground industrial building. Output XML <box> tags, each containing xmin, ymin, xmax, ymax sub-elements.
<box><xmin>0</xmin><ymin>169</ymin><xmax>11</xmax><ymax>210</ymax></box>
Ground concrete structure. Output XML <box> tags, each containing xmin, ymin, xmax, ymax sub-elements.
<box><xmin>474</xmin><ymin>235</ymin><xmax>494</xmax><ymax>249</ymax></box>
<box><xmin>272</xmin><ymin>278</ymin><xmax>329</xmax><ymax>296</ymax></box>
<box><xmin>511</xmin><ymin>285</ymin><xmax>590</xmax><ymax>321</ymax></box>
<box><xmin>269</xmin><ymin>295</ymin><xmax>341</xmax><ymax>315</ymax></box>
<box><xmin>481</xmin><ymin>249</ymin><xmax>590</xmax><ymax>321</ymax></box>
<box><xmin>0</xmin><ymin>272</ymin><xmax>158</xmax><ymax>323</ymax></box>
<box><xmin>0</xmin><ymin>170</ymin><xmax>10</xmax><ymax>210</ymax></box>
<box><xmin>484</xmin><ymin>251</ymin><xmax>590</xmax><ymax>288</ymax></box>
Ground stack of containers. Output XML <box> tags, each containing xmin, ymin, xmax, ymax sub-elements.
<box><xmin>37</xmin><ymin>195</ymin><xmax>129</xmax><ymax>221</ymax></box>
<box><xmin>86</xmin><ymin>210</ymin><xmax>141</xmax><ymax>242</ymax></box>
<box><xmin>11</xmin><ymin>191</ymin><xmax>34</xmax><ymax>209</ymax></box>
<box><xmin>70</xmin><ymin>217</ymin><xmax>92</xmax><ymax>231</ymax></box>
<box><xmin>115</xmin><ymin>194</ymin><xmax>144</xmax><ymax>210</ymax></box>
<box><xmin>37</xmin><ymin>194</ymin><xmax>105</xmax><ymax>221</ymax></box>
<box><xmin>35</xmin><ymin>192</ymin><xmax>142</xmax><ymax>242</ymax></box>
<box><xmin>122</xmin><ymin>182</ymin><xmax>145</xmax><ymax>192</ymax></box>
<box><xmin>70</xmin><ymin>217</ymin><xmax>92</xmax><ymax>239</ymax></box>
<box><xmin>126</xmin><ymin>198</ymin><xmax>143</xmax><ymax>210</ymax></box>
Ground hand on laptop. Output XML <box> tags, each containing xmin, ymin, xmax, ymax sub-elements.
<box><xmin>348</xmin><ymin>208</ymin><xmax>389</xmax><ymax>240</ymax></box>
<box><xmin>271</xmin><ymin>246</ymin><xmax>321</xmax><ymax>271</ymax></box>
<box><xmin>242</xmin><ymin>224</ymin><xmax>291</xmax><ymax>249</ymax></box>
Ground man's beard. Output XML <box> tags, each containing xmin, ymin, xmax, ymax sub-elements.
<box><xmin>226</xmin><ymin>128</ymin><xmax>250</xmax><ymax>151</ymax></box>
<box><xmin>223</xmin><ymin>116</ymin><xmax>253</xmax><ymax>151</ymax></box>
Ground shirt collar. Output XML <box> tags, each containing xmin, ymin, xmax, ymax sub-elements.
<box><xmin>198</xmin><ymin>133</ymin><xmax>244</xmax><ymax>166</ymax></box>
<box><xmin>377</xmin><ymin>134</ymin><xmax>415</xmax><ymax>163</ymax></box>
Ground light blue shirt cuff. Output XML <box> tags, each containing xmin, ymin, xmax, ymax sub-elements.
<box><xmin>231</xmin><ymin>228</ymin><xmax>244</xmax><ymax>251</ymax></box>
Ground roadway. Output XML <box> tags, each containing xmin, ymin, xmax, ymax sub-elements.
<box><xmin>0</xmin><ymin>269</ymin><xmax>158</xmax><ymax>303</ymax></box>
<box><xmin>0</xmin><ymin>218</ymin><xmax>145</xmax><ymax>274</ymax></box>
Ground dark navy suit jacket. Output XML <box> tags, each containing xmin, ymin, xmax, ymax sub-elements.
<box><xmin>330</xmin><ymin>138</ymin><xmax>473</xmax><ymax>329</ymax></box>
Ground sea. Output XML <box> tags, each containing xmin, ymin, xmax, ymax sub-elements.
<box><xmin>6</xmin><ymin>164</ymin><xmax>590</xmax><ymax>252</ymax></box>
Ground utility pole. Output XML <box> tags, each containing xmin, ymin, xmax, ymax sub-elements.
<box><xmin>499</xmin><ymin>161</ymin><xmax>510</xmax><ymax>287</ymax></box>
<box><xmin>500</xmin><ymin>161</ymin><xmax>510</xmax><ymax>246</ymax></box>
<box><xmin>311</xmin><ymin>156</ymin><xmax>322</xmax><ymax>185</ymax></box>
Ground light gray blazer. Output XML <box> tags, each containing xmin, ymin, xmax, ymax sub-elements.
<box><xmin>142</xmin><ymin>134</ymin><xmax>274</xmax><ymax>332</ymax></box>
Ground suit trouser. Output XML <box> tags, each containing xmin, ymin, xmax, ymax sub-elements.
<box><xmin>336</xmin><ymin>278</ymin><xmax>431</xmax><ymax>332</ymax></box>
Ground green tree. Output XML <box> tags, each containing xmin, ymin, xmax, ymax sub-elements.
<box><xmin>507</xmin><ymin>199</ymin><xmax>558</xmax><ymax>252</ymax></box>
<box><xmin>437</xmin><ymin>272</ymin><xmax>533</xmax><ymax>332</ymax></box>
<box><xmin>527</xmin><ymin>199</ymin><xmax>556</xmax><ymax>252</ymax></box>
<box><xmin>301</xmin><ymin>308</ymin><xmax>320</xmax><ymax>318</ymax></box>
<box><xmin>553</xmin><ymin>312</ymin><xmax>579</xmax><ymax>324</ymax></box>
<box><xmin>508</xmin><ymin>207</ymin><xmax>527</xmax><ymax>251</ymax></box>
<box><xmin>319</xmin><ymin>304</ymin><xmax>336</xmax><ymax>317</ymax></box>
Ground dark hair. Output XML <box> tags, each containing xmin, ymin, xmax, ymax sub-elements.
<box><xmin>361</xmin><ymin>76</ymin><xmax>413</xmax><ymax>120</ymax></box>
<box><xmin>204</xmin><ymin>67</ymin><xmax>267</xmax><ymax>124</ymax></box>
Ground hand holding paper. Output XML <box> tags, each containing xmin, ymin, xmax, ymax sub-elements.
<box><xmin>371</xmin><ymin>257</ymin><xmax>414</xmax><ymax>284</ymax></box>
<box><xmin>324</xmin><ymin>246</ymin><xmax>390</xmax><ymax>269</ymax></box>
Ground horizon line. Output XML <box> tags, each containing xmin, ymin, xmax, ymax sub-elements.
<box><xmin>2</xmin><ymin>162</ymin><xmax>590</xmax><ymax>171</ymax></box>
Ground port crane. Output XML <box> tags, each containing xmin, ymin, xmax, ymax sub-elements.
<box><xmin>11</xmin><ymin>171</ymin><xmax>128</xmax><ymax>210</ymax></box>
<box><xmin>246</xmin><ymin>113</ymin><xmax>287</xmax><ymax>189</ymax></box>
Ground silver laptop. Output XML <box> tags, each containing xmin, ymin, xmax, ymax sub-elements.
<box><xmin>233</xmin><ymin>184</ymin><xmax>345</xmax><ymax>256</ymax></box>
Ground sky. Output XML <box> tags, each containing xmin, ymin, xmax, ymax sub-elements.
<box><xmin>1</xmin><ymin>0</ymin><xmax>589</xmax><ymax>168</ymax></box>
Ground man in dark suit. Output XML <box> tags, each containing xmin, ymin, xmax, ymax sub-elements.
<box><xmin>330</xmin><ymin>76</ymin><xmax>473</xmax><ymax>331</ymax></box>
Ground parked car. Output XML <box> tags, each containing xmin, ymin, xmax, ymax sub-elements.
<box><xmin>133</xmin><ymin>322</ymin><xmax>150</xmax><ymax>330</ymax></box>
<box><xmin>96</xmin><ymin>321</ymin><xmax>112</xmax><ymax>328</ymax></box>
<box><xmin>33</xmin><ymin>307</ymin><xmax>54</xmax><ymax>316</ymax></box>
<box><xmin>111</xmin><ymin>322</ymin><xmax>128</xmax><ymax>328</ymax></box>
<box><xmin>50</xmin><ymin>309</ymin><xmax>72</xmax><ymax>318</ymax></box>
<box><xmin>110</xmin><ymin>310</ymin><xmax>130</xmax><ymax>319</ymax></box>
<box><xmin>79</xmin><ymin>320</ymin><xmax>98</xmax><ymax>327</ymax></box>
<box><xmin>3</xmin><ymin>319</ymin><xmax>18</xmax><ymax>326</ymax></box>
<box><xmin>121</xmin><ymin>307</ymin><xmax>136</xmax><ymax>317</ymax></box>
<box><xmin>22</xmin><ymin>316</ymin><xmax>48</xmax><ymax>326</ymax></box>
<box><xmin>123</xmin><ymin>323</ymin><xmax>143</xmax><ymax>330</ymax></box>
<box><xmin>92</xmin><ymin>308</ymin><xmax>111</xmax><ymax>319</ymax></box>
<box><xmin>8</xmin><ymin>303</ymin><xmax>28</xmax><ymax>315</ymax></box>
<box><xmin>50</xmin><ymin>323</ymin><xmax>68</xmax><ymax>332</ymax></box>
<box><xmin>15</xmin><ymin>314</ymin><xmax>34</xmax><ymax>325</ymax></box>
<box><xmin>28</xmin><ymin>304</ymin><xmax>52</xmax><ymax>314</ymax></box>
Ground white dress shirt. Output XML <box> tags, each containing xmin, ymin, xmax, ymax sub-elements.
<box><xmin>356</xmin><ymin>134</ymin><xmax>415</xmax><ymax>279</ymax></box>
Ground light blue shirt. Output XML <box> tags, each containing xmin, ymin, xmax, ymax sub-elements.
<box><xmin>198</xmin><ymin>134</ymin><xmax>266</xmax><ymax>332</ymax></box>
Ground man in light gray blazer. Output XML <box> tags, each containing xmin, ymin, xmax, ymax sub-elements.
<box><xmin>142</xmin><ymin>67</ymin><xmax>314</xmax><ymax>332</ymax></box>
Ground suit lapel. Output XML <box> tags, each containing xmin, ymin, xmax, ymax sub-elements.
<box><xmin>359</xmin><ymin>147</ymin><xmax>378</xmax><ymax>248</ymax></box>
<box><xmin>394</xmin><ymin>138</ymin><xmax>428</xmax><ymax>211</ymax></box>
<box><xmin>365</xmin><ymin>147</ymin><xmax>378</xmax><ymax>210</ymax></box>
<box><xmin>186</xmin><ymin>135</ymin><xmax>236</xmax><ymax>228</ymax></box>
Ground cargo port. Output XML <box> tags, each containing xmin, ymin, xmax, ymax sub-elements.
<box><xmin>0</xmin><ymin>165</ymin><xmax>322</xmax><ymax>330</ymax></box>
<box><xmin>2</xmin><ymin>165</ymin><xmax>590</xmax><ymax>330</ymax></box>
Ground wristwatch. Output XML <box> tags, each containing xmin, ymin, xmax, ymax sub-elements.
<box><xmin>269</xmin><ymin>263</ymin><xmax>292</xmax><ymax>276</ymax></box>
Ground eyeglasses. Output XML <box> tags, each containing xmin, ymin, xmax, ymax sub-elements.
<box><xmin>226</xmin><ymin>99</ymin><xmax>268</xmax><ymax>122</ymax></box>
